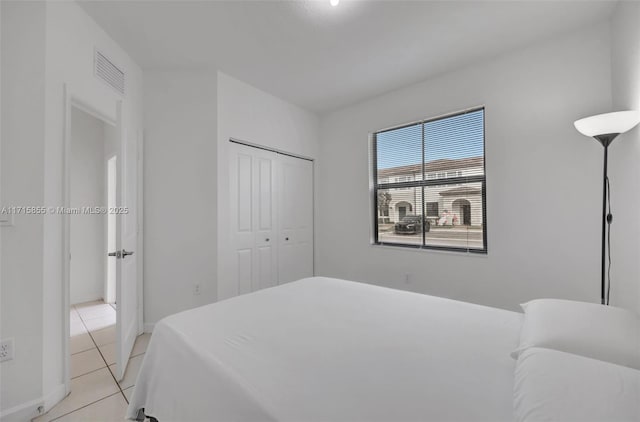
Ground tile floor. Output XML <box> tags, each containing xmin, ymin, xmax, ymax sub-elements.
<box><xmin>34</xmin><ymin>301</ymin><xmax>151</xmax><ymax>422</ymax></box>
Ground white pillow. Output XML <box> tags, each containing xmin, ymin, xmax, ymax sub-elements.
<box><xmin>512</xmin><ymin>299</ymin><xmax>640</xmax><ymax>369</ymax></box>
<box><xmin>514</xmin><ymin>347</ymin><xmax>640</xmax><ymax>422</ymax></box>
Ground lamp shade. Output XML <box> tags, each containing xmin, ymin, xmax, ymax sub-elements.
<box><xmin>574</xmin><ymin>110</ymin><xmax>640</xmax><ymax>137</ymax></box>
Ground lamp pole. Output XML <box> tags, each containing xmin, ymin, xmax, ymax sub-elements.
<box><xmin>594</xmin><ymin>133</ymin><xmax>617</xmax><ymax>306</ymax></box>
<box><xmin>600</xmin><ymin>144</ymin><xmax>608</xmax><ymax>305</ymax></box>
<box><xmin>574</xmin><ymin>111</ymin><xmax>640</xmax><ymax>306</ymax></box>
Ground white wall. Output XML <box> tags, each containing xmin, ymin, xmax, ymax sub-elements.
<box><xmin>141</xmin><ymin>71</ymin><xmax>321</xmax><ymax>325</ymax></box>
<box><xmin>143</xmin><ymin>71</ymin><xmax>217</xmax><ymax>326</ymax></box>
<box><xmin>316</xmin><ymin>24</ymin><xmax>613</xmax><ymax>312</ymax></box>
<box><xmin>216</xmin><ymin>72</ymin><xmax>320</xmax><ymax>300</ymax></box>
<box><xmin>70</xmin><ymin>107</ymin><xmax>106</xmax><ymax>305</ymax></box>
<box><xmin>0</xmin><ymin>1</ymin><xmax>46</xmax><ymax>416</ymax></box>
<box><xmin>610</xmin><ymin>1</ymin><xmax>640</xmax><ymax>313</ymax></box>
<box><xmin>1</xmin><ymin>1</ymin><xmax>144</xmax><ymax>418</ymax></box>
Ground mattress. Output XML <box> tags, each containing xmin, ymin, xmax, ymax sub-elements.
<box><xmin>127</xmin><ymin>277</ymin><xmax>523</xmax><ymax>421</ymax></box>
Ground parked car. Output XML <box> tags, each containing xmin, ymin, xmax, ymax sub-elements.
<box><xmin>394</xmin><ymin>215</ymin><xmax>430</xmax><ymax>234</ymax></box>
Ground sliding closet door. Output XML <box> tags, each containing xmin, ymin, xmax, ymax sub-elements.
<box><xmin>278</xmin><ymin>154</ymin><xmax>314</xmax><ymax>284</ymax></box>
<box><xmin>229</xmin><ymin>142</ymin><xmax>314</xmax><ymax>296</ymax></box>
<box><xmin>229</xmin><ymin>143</ymin><xmax>278</xmax><ymax>295</ymax></box>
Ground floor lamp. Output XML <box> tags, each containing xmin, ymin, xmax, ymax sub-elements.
<box><xmin>574</xmin><ymin>111</ymin><xmax>640</xmax><ymax>305</ymax></box>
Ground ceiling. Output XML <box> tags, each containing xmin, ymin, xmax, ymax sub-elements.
<box><xmin>78</xmin><ymin>0</ymin><xmax>615</xmax><ymax>113</ymax></box>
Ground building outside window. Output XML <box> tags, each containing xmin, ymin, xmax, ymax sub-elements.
<box><xmin>426</xmin><ymin>201</ymin><xmax>439</xmax><ymax>217</ymax></box>
<box><xmin>372</xmin><ymin>108</ymin><xmax>486</xmax><ymax>252</ymax></box>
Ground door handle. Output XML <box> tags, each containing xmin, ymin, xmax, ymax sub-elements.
<box><xmin>108</xmin><ymin>250</ymin><xmax>134</xmax><ymax>259</ymax></box>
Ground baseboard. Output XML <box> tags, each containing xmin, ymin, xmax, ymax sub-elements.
<box><xmin>143</xmin><ymin>322</ymin><xmax>155</xmax><ymax>333</ymax></box>
<box><xmin>43</xmin><ymin>383</ymin><xmax>67</xmax><ymax>414</ymax></box>
<box><xmin>0</xmin><ymin>383</ymin><xmax>68</xmax><ymax>422</ymax></box>
<box><xmin>0</xmin><ymin>397</ymin><xmax>44</xmax><ymax>422</ymax></box>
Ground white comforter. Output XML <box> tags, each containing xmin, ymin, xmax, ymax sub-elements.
<box><xmin>514</xmin><ymin>347</ymin><xmax>640</xmax><ymax>422</ymax></box>
<box><xmin>127</xmin><ymin>277</ymin><xmax>522</xmax><ymax>421</ymax></box>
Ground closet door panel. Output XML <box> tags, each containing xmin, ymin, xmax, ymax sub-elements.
<box><xmin>257</xmin><ymin>246</ymin><xmax>276</xmax><ymax>290</ymax></box>
<box><xmin>278</xmin><ymin>155</ymin><xmax>313</xmax><ymax>284</ymax></box>
<box><xmin>237</xmin><ymin>249</ymin><xmax>253</xmax><ymax>295</ymax></box>
<box><xmin>296</xmin><ymin>158</ymin><xmax>314</xmax><ymax>279</ymax></box>
<box><xmin>230</xmin><ymin>148</ymin><xmax>254</xmax><ymax>296</ymax></box>
<box><xmin>254</xmin><ymin>154</ymin><xmax>277</xmax><ymax>290</ymax></box>
<box><xmin>230</xmin><ymin>142</ymin><xmax>313</xmax><ymax>296</ymax></box>
<box><xmin>278</xmin><ymin>160</ymin><xmax>296</xmax><ymax>284</ymax></box>
<box><xmin>237</xmin><ymin>154</ymin><xmax>253</xmax><ymax>232</ymax></box>
<box><xmin>257</xmin><ymin>158</ymin><xmax>273</xmax><ymax>231</ymax></box>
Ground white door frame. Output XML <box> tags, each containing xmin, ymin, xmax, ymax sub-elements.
<box><xmin>61</xmin><ymin>84</ymin><xmax>144</xmax><ymax>394</ymax></box>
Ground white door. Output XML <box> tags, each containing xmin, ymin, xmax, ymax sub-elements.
<box><xmin>229</xmin><ymin>143</ymin><xmax>278</xmax><ymax>295</ymax></box>
<box><xmin>114</xmin><ymin>102</ymin><xmax>140</xmax><ymax>380</ymax></box>
<box><xmin>278</xmin><ymin>154</ymin><xmax>314</xmax><ymax>284</ymax></box>
<box><xmin>229</xmin><ymin>142</ymin><xmax>313</xmax><ymax>295</ymax></box>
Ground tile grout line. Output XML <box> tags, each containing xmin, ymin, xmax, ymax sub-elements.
<box><xmin>80</xmin><ymin>305</ymin><xmax>130</xmax><ymax>405</ymax></box>
<box><xmin>47</xmin><ymin>304</ymin><xmax>121</xmax><ymax>422</ymax></box>
<box><xmin>71</xmin><ymin>345</ymin><xmax>96</xmax><ymax>356</ymax></box>
<box><xmin>49</xmin><ymin>392</ymin><xmax>124</xmax><ymax>422</ymax></box>
<box><xmin>70</xmin><ymin>364</ymin><xmax>107</xmax><ymax>381</ymax></box>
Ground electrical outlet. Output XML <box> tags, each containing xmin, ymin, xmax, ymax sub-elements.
<box><xmin>0</xmin><ymin>338</ymin><xmax>14</xmax><ymax>362</ymax></box>
<box><xmin>193</xmin><ymin>283</ymin><xmax>201</xmax><ymax>296</ymax></box>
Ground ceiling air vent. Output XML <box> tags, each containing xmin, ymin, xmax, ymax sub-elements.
<box><xmin>94</xmin><ymin>50</ymin><xmax>125</xmax><ymax>95</ymax></box>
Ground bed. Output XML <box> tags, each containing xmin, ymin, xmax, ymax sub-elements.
<box><xmin>127</xmin><ymin>277</ymin><xmax>523</xmax><ymax>421</ymax></box>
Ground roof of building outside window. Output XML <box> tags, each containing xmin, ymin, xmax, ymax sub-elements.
<box><xmin>377</xmin><ymin>156</ymin><xmax>483</xmax><ymax>178</ymax></box>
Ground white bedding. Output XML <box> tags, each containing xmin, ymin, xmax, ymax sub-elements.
<box><xmin>127</xmin><ymin>277</ymin><xmax>523</xmax><ymax>421</ymax></box>
<box><xmin>514</xmin><ymin>347</ymin><xmax>640</xmax><ymax>421</ymax></box>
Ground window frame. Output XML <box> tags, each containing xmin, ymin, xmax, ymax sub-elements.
<box><xmin>371</xmin><ymin>106</ymin><xmax>488</xmax><ymax>254</ymax></box>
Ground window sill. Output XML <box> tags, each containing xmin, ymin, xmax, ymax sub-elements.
<box><xmin>370</xmin><ymin>243</ymin><xmax>488</xmax><ymax>257</ymax></box>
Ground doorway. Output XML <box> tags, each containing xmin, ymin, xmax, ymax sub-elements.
<box><xmin>462</xmin><ymin>204</ymin><xmax>471</xmax><ymax>225</ymax></box>
<box><xmin>43</xmin><ymin>89</ymin><xmax>144</xmax><ymax>421</ymax></box>
<box><xmin>68</xmin><ymin>105</ymin><xmax>120</xmax><ymax>388</ymax></box>
<box><xmin>452</xmin><ymin>199</ymin><xmax>472</xmax><ymax>225</ymax></box>
<box><xmin>69</xmin><ymin>107</ymin><xmax>111</xmax><ymax>307</ymax></box>
<box><xmin>62</xmin><ymin>91</ymin><xmax>142</xmax><ymax>402</ymax></box>
<box><xmin>396</xmin><ymin>201</ymin><xmax>412</xmax><ymax>221</ymax></box>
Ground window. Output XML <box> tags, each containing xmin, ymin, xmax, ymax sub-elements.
<box><xmin>372</xmin><ymin>108</ymin><xmax>486</xmax><ymax>252</ymax></box>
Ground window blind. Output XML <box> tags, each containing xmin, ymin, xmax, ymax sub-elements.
<box><xmin>373</xmin><ymin>108</ymin><xmax>486</xmax><ymax>252</ymax></box>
